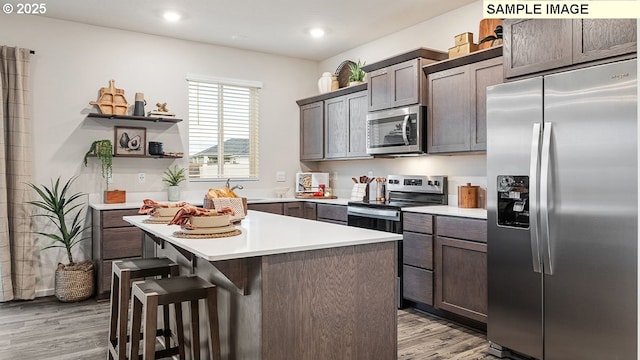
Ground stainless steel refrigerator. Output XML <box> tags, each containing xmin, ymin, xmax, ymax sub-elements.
<box><xmin>486</xmin><ymin>59</ymin><xmax>637</xmax><ymax>360</ymax></box>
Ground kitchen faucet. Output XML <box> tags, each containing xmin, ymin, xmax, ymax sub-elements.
<box><xmin>225</xmin><ymin>178</ymin><xmax>244</xmax><ymax>191</ymax></box>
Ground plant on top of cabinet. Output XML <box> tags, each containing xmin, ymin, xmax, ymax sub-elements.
<box><xmin>348</xmin><ymin>59</ymin><xmax>366</xmax><ymax>86</ymax></box>
<box><xmin>163</xmin><ymin>165</ymin><xmax>187</xmax><ymax>201</ymax></box>
<box><xmin>27</xmin><ymin>176</ymin><xmax>94</xmax><ymax>302</ymax></box>
<box><xmin>83</xmin><ymin>139</ymin><xmax>113</xmax><ymax>190</ymax></box>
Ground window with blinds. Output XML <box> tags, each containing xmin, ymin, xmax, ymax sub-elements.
<box><xmin>187</xmin><ymin>76</ymin><xmax>260</xmax><ymax>180</ymax></box>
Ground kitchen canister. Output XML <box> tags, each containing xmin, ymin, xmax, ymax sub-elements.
<box><xmin>318</xmin><ymin>72</ymin><xmax>333</xmax><ymax>94</ymax></box>
<box><xmin>148</xmin><ymin>141</ymin><xmax>164</xmax><ymax>155</ymax></box>
<box><xmin>458</xmin><ymin>183</ymin><xmax>479</xmax><ymax>208</ymax></box>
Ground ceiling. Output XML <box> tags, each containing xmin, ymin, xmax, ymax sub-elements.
<box><xmin>41</xmin><ymin>0</ymin><xmax>476</xmax><ymax>61</ymax></box>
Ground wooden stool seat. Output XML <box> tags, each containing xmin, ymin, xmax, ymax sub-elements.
<box><xmin>108</xmin><ymin>257</ymin><xmax>180</xmax><ymax>360</ymax></box>
<box><xmin>130</xmin><ymin>276</ymin><xmax>221</xmax><ymax>360</ymax></box>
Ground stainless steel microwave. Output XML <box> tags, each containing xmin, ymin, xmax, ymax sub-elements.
<box><xmin>366</xmin><ymin>105</ymin><xmax>425</xmax><ymax>155</ymax></box>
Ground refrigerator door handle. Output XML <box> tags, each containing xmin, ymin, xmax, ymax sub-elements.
<box><xmin>529</xmin><ymin>123</ymin><xmax>542</xmax><ymax>274</ymax></box>
<box><xmin>540</xmin><ymin>122</ymin><xmax>553</xmax><ymax>275</ymax></box>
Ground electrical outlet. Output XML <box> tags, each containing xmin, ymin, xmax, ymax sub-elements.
<box><xmin>276</xmin><ymin>171</ymin><xmax>286</xmax><ymax>182</ymax></box>
<box><xmin>138</xmin><ymin>173</ymin><xmax>145</xmax><ymax>184</ymax></box>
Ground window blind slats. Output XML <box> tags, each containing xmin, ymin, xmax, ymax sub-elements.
<box><xmin>188</xmin><ymin>79</ymin><xmax>260</xmax><ymax>179</ymax></box>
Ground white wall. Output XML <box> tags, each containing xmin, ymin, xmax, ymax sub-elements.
<box><xmin>313</xmin><ymin>1</ymin><xmax>487</xmax><ymax>201</ymax></box>
<box><xmin>0</xmin><ymin>15</ymin><xmax>318</xmax><ymax>295</ymax></box>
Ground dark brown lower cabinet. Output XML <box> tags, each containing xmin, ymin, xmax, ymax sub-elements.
<box><xmin>435</xmin><ymin>236</ymin><xmax>487</xmax><ymax>323</ymax></box>
<box><xmin>403</xmin><ymin>265</ymin><xmax>433</xmax><ymax>306</ymax></box>
<box><xmin>248</xmin><ymin>202</ymin><xmax>284</xmax><ymax>215</ymax></box>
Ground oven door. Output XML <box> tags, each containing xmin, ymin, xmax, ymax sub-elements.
<box><xmin>366</xmin><ymin>105</ymin><xmax>424</xmax><ymax>155</ymax></box>
<box><xmin>346</xmin><ymin>206</ymin><xmax>401</xmax><ymax>233</ymax></box>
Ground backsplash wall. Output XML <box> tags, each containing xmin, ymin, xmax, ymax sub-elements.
<box><xmin>308</xmin><ymin>154</ymin><xmax>487</xmax><ymax>204</ymax></box>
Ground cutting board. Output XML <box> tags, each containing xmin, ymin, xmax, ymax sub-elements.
<box><xmin>89</xmin><ymin>79</ymin><xmax>130</xmax><ymax>115</ymax></box>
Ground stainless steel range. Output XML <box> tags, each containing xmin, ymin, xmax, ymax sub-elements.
<box><xmin>347</xmin><ymin>174</ymin><xmax>447</xmax><ymax>308</ymax></box>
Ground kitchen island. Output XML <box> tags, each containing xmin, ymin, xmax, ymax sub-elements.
<box><xmin>124</xmin><ymin>210</ymin><xmax>401</xmax><ymax>360</ymax></box>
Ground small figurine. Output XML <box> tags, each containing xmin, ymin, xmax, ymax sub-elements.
<box><xmin>156</xmin><ymin>102</ymin><xmax>170</xmax><ymax>113</ymax></box>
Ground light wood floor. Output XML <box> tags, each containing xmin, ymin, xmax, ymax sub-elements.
<box><xmin>0</xmin><ymin>297</ymin><xmax>496</xmax><ymax>360</ymax></box>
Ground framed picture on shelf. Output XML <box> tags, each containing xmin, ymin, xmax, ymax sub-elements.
<box><xmin>114</xmin><ymin>126</ymin><xmax>146</xmax><ymax>156</ymax></box>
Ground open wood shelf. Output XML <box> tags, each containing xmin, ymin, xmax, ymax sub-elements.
<box><xmin>86</xmin><ymin>153</ymin><xmax>183</xmax><ymax>159</ymax></box>
<box><xmin>86</xmin><ymin>113</ymin><xmax>182</xmax><ymax>123</ymax></box>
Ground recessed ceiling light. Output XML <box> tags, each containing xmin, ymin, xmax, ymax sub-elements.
<box><xmin>163</xmin><ymin>11</ymin><xmax>182</xmax><ymax>22</ymax></box>
<box><xmin>309</xmin><ymin>28</ymin><xmax>325</xmax><ymax>39</ymax></box>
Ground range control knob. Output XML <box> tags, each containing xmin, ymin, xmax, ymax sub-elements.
<box><xmin>433</xmin><ymin>180</ymin><xmax>440</xmax><ymax>186</ymax></box>
<box><xmin>427</xmin><ymin>180</ymin><xmax>433</xmax><ymax>186</ymax></box>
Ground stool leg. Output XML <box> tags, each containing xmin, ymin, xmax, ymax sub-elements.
<box><xmin>174</xmin><ymin>302</ymin><xmax>186</xmax><ymax>359</ymax></box>
<box><xmin>130</xmin><ymin>295</ymin><xmax>143</xmax><ymax>360</ymax></box>
<box><xmin>190</xmin><ymin>300</ymin><xmax>200</xmax><ymax>360</ymax></box>
<box><xmin>206</xmin><ymin>287</ymin><xmax>221</xmax><ymax>360</ymax></box>
<box><xmin>161</xmin><ymin>272</ymin><xmax>171</xmax><ymax>348</ymax></box>
<box><xmin>118</xmin><ymin>271</ymin><xmax>131</xmax><ymax>360</ymax></box>
<box><xmin>143</xmin><ymin>295</ymin><xmax>159</xmax><ymax>360</ymax></box>
<box><xmin>108</xmin><ymin>271</ymin><xmax>120</xmax><ymax>355</ymax></box>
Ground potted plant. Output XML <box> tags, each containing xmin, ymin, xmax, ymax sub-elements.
<box><xmin>163</xmin><ymin>165</ymin><xmax>187</xmax><ymax>201</ymax></box>
<box><xmin>348</xmin><ymin>59</ymin><xmax>366</xmax><ymax>86</ymax></box>
<box><xmin>83</xmin><ymin>139</ymin><xmax>124</xmax><ymax>203</ymax></box>
<box><xmin>27</xmin><ymin>176</ymin><xmax>94</xmax><ymax>302</ymax></box>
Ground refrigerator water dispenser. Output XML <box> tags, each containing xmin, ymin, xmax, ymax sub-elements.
<box><xmin>497</xmin><ymin>175</ymin><xmax>529</xmax><ymax>228</ymax></box>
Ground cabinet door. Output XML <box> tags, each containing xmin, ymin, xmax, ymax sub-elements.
<box><xmin>435</xmin><ymin>236</ymin><xmax>487</xmax><ymax>323</ymax></box>
<box><xmin>346</xmin><ymin>91</ymin><xmax>369</xmax><ymax>157</ymax></box>
<box><xmin>427</xmin><ymin>66</ymin><xmax>471</xmax><ymax>153</ymax></box>
<box><xmin>469</xmin><ymin>56</ymin><xmax>503</xmax><ymax>151</ymax></box>
<box><xmin>303</xmin><ymin>202</ymin><xmax>317</xmax><ymax>220</ymax></box>
<box><xmin>572</xmin><ymin>19</ymin><xmax>637</xmax><ymax>64</ymax></box>
<box><xmin>367</xmin><ymin>67</ymin><xmax>390</xmax><ymax>111</ymax></box>
<box><xmin>324</xmin><ymin>96</ymin><xmax>348</xmax><ymax>159</ymax></box>
<box><xmin>102</xmin><ymin>227</ymin><xmax>143</xmax><ymax>259</ymax></box>
<box><xmin>316</xmin><ymin>204</ymin><xmax>347</xmax><ymax>224</ymax></box>
<box><xmin>300</xmin><ymin>102</ymin><xmax>324</xmax><ymax>160</ymax></box>
<box><xmin>504</xmin><ymin>19</ymin><xmax>573</xmax><ymax>78</ymax></box>
<box><xmin>283</xmin><ymin>202</ymin><xmax>304</xmax><ymax>218</ymax></box>
<box><xmin>390</xmin><ymin>59</ymin><xmax>421</xmax><ymax>108</ymax></box>
<box><xmin>248</xmin><ymin>202</ymin><xmax>284</xmax><ymax>215</ymax></box>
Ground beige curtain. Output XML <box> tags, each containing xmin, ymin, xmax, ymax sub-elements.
<box><xmin>0</xmin><ymin>46</ymin><xmax>34</xmax><ymax>302</ymax></box>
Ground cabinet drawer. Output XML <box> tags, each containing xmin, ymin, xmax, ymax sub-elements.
<box><xmin>248</xmin><ymin>202</ymin><xmax>284</xmax><ymax>215</ymax></box>
<box><xmin>101</xmin><ymin>209</ymin><xmax>140</xmax><ymax>228</ymax></box>
<box><xmin>403</xmin><ymin>213</ymin><xmax>433</xmax><ymax>234</ymax></box>
<box><xmin>316</xmin><ymin>204</ymin><xmax>347</xmax><ymax>222</ymax></box>
<box><xmin>403</xmin><ymin>232</ymin><xmax>433</xmax><ymax>269</ymax></box>
<box><xmin>403</xmin><ymin>265</ymin><xmax>433</xmax><ymax>305</ymax></box>
<box><xmin>436</xmin><ymin>216</ymin><xmax>486</xmax><ymax>242</ymax></box>
<box><xmin>102</xmin><ymin>227</ymin><xmax>143</xmax><ymax>259</ymax></box>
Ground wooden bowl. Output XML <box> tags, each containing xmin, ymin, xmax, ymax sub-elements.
<box><xmin>190</xmin><ymin>214</ymin><xmax>230</xmax><ymax>228</ymax></box>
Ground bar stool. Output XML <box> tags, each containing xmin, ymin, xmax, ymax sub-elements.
<box><xmin>129</xmin><ymin>275</ymin><xmax>221</xmax><ymax>360</ymax></box>
<box><xmin>108</xmin><ymin>257</ymin><xmax>180</xmax><ymax>360</ymax></box>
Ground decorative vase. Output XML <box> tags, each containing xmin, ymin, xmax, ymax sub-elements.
<box><xmin>168</xmin><ymin>185</ymin><xmax>180</xmax><ymax>201</ymax></box>
<box><xmin>318</xmin><ymin>72</ymin><xmax>333</xmax><ymax>94</ymax></box>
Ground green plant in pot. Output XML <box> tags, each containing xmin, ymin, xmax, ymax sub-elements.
<box><xmin>27</xmin><ymin>176</ymin><xmax>93</xmax><ymax>302</ymax></box>
<box><xmin>348</xmin><ymin>59</ymin><xmax>366</xmax><ymax>86</ymax></box>
<box><xmin>83</xmin><ymin>139</ymin><xmax>113</xmax><ymax>190</ymax></box>
<box><xmin>163</xmin><ymin>165</ymin><xmax>187</xmax><ymax>201</ymax></box>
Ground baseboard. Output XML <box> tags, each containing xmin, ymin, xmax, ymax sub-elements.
<box><xmin>35</xmin><ymin>288</ymin><xmax>54</xmax><ymax>298</ymax></box>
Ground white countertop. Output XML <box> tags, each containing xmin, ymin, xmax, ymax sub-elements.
<box><xmin>402</xmin><ymin>205</ymin><xmax>487</xmax><ymax>220</ymax></box>
<box><xmin>124</xmin><ymin>210</ymin><xmax>401</xmax><ymax>262</ymax></box>
<box><xmin>91</xmin><ymin>197</ymin><xmax>349</xmax><ymax>211</ymax></box>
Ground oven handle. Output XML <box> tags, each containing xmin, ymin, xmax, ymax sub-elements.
<box><xmin>347</xmin><ymin>207</ymin><xmax>401</xmax><ymax>221</ymax></box>
<box><xmin>402</xmin><ymin>115</ymin><xmax>410</xmax><ymax>145</ymax></box>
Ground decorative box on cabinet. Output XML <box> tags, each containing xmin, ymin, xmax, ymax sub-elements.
<box><xmin>424</xmin><ymin>47</ymin><xmax>503</xmax><ymax>153</ymax></box>
<box><xmin>434</xmin><ymin>216</ymin><xmax>487</xmax><ymax>323</ymax></box>
<box><xmin>402</xmin><ymin>213</ymin><xmax>434</xmax><ymax>306</ymax></box>
<box><xmin>92</xmin><ymin>208</ymin><xmax>144</xmax><ymax>298</ymax></box>
<box><xmin>504</xmin><ymin>19</ymin><xmax>636</xmax><ymax>78</ymax></box>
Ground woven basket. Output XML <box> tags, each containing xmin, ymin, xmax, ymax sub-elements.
<box><xmin>54</xmin><ymin>261</ymin><xmax>94</xmax><ymax>302</ymax></box>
